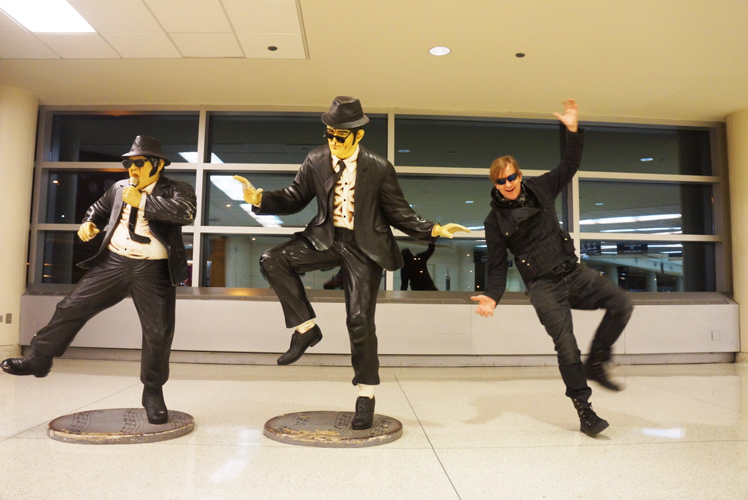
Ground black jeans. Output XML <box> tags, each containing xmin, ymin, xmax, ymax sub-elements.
<box><xmin>260</xmin><ymin>230</ymin><xmax>383</xmax><ymax>386</ymax></box>
<box><xmin>31</xmin><ymin>252</ymin><xmax>176</xmax><ymax>389</ymax></box>
<box><xmin>527</xmin><ymin>263</ymin><xmax>633</xmax><ymax>401</ymax></box>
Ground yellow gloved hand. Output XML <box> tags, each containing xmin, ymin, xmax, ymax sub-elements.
<box><xmin>431</xmin><ymin>223</ymin><xmax>470</xmax><ymax>239</ymax></box>
<box><xmin>233</xmin><ymin>175</ymin><xmax>264</xmax><ymax>205</ymax></box>
<box><xmin>77</xmin><ymin>221</ymin><xmax>100</xmax><ymax>242</ymax></box>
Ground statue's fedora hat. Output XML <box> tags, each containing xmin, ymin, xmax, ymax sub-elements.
<box><xmin>321</xmin><ymin>96</ymin><xmax>370</xmax><ymax>129</ymax></box>
<box><xmin>122</xmin><ymin>135</ymin><xmax>171</xmax><ymax>166</ymax></box>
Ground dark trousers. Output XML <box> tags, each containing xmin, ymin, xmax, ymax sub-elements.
<box><xmin>260</xmin><ymin>230</ymin><xmax>383</xmax><ymax>386</ymax></box>
<box><xmin>31</xmin><ymin>252</ymin><xmax>176</xmax><ymax>389</ymax></box>
<box><xmin>527</xmin><ymin>263</ymin><xmax>633</xmax><ymax>401</ymax></box>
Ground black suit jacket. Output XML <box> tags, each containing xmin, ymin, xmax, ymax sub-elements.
<box><xmin>79</xmin><ymin>175</ymin><xmax>197</xmax><ymax>285</ymax></box>
<box><xmin>255</xmin><ymin>145</ymin><xmax>435</xmax><ymax>271</ymax></box>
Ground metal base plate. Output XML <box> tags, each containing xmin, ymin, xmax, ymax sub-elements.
<box><xmin>263</xmin><ymin>410</ymin><xmax>403</xmax><ymax>448</ymax></box>
<box><xmin>47</xmin><ymin>408</ymin><xmax>194</xmax><ymax>444</ymax></box>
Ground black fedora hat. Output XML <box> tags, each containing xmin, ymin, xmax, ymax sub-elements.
<box><xmin>122</xmin><ymin>135</ymin><xmax>171</xmax><ymax>166</ymax></box>
<box><xmin>321</xmin><ymin>96</ymin><xmax>370</xmax><ymax>129</ymax></box>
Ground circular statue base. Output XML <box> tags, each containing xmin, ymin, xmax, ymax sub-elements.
<box><xmin>47</xmin><ymin>408</ymin><xmax>194</xmax><ymax>444</ymax></box>
<box><xmin>264</xmin><ymin>410</ymin><xmax>402</xmax><ymax>448</ymax></box>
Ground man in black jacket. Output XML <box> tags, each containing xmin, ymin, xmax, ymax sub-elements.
<box><xmin>235</xmin><ymin>96</ymin><xmax>467</xmax><ymax>429</ymax></box>
<box><xmin>471</xmin><ymin>100</ymin><xmax>633</xmax><ymax>437</ymax></box>
<box><xmin>1</xmin><ymin>136</ymin><xmax>196</xmax><ymax>425</ymax></box>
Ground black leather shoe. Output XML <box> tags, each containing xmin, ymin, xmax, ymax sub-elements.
<box><xmin>277</xmin><ymin>325</ymin><xmax>323</xmax><ymax>365</ymax></box>
<box><xmin>572</xmin><ymin>398</ymin><xmax>609</xmax><ymax>437</ymax></box>
<box><xmin>351</xmin><ymin>396</ymin><xmax>375</xmax><ymax>430</ymax></box>
<box><xmin>142</xmin><ymin>386</ymin><xmax>169</xmax><ymax>425</ymax></box>
<box><xmin>0</xmin><ymin>350</ymin><xmax>53</xmax><ymax>377</ymax></box>
<box><xmin>585</xmin><ymin>350</ymin><xmax>621</xmax><ymax>391</ymax></box>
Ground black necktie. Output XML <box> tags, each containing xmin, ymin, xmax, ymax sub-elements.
<box><xmin>128</xmin><ymin>206</ymin><xmax>151</xmax><ymax>244</ymax></box>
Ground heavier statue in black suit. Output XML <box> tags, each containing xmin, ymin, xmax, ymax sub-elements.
<box><xmin>235</xmin><ymin>96</ymin><xmax>467</xmax><ymax>429</ymax></box>
<box><xmin>1</xmin><ymin>136</ymin><xmax>196</xmax><ymax>424</ymax></box>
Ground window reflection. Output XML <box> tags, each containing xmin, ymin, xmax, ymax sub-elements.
<box><xmin>207</xmin><ymin>114</ymin><xmax>388</xmax><ymax>164</ymax></box>
<box><xmin>50</xmin><ymin>114</ymin><xmax>199</xmax><ymax>163</ymax></box>
<box><xmin>579</xmin><ymin>181</ymin><xmax>713</xmax><ymax>235</ymax></box>
<box><xmin>581</xmin><ymin>240</ymin><xmax>715</xmax><ymax>292</ymax></box>
<box><xmin>582</xmin><ymin>126</ymin><xmax>711</xmax><ymax>175</ymax></box>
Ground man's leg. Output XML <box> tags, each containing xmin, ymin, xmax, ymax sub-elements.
<box><xmin>568</xmin><ymin>265</ymin><xmax>634</xmax><ymax>390</ymax></box>
<box><xmin>2</xmin><ymin>254</ymin><xmax>128</xmax><ymax>376</ymax></box>
<box><xmin>130</xmin><ymin>259</ymin><xmax>175</xmax><ymax>424</ymax></box>
<box><xmin>260</xmin><ymin>235</ymin><xmax>339</xmax><ymax>365</ymax></box>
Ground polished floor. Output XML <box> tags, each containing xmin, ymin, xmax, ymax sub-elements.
<box><xmin>1</xmin><ymin>358</ymin><xmax>747</xmax><ymax>500</ymax></box>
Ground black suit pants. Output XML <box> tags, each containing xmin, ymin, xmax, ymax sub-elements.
<box><xmin>260</xmin><ymin>229</ymin><xmax>383</xmax><ymax>386</ymax></box>
<box><xmin>31</xmin><ymin>252</ymin><xmax>176</xmax><ymax>388</ymax></box>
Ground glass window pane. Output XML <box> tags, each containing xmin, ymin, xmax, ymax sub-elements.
<box><xmin>581</xmin><ymin>240</ymin><xmax>715</xmax><ymax>292</ymax></box>
<box><xmin>201</xmin><ymin>234</ymin><xmax>384</xmax><ymax>289</ymax></box>
<box><xmin>581</xmin><ymin>126</ymin><xmax>712</xmax><ymax>175</ymax></box>
<box><xmin>579</xmin><ymin>181</ymin><xmax>713</xmax><ymax>235</ymax></box>
<box><xmin>395</xmin><ymin>118</ymin><xmax>559</xmax><ymax>169</ymax></box>
<box><xmin>204</xmin><ymin>172</ymin><xmax>317</xmax><ymax>227</ymax></box>
<box><xmin>39</xmin><ymin>231</ymin><xmax>193</xmax><ymax>285</ymax></box>
<box><xmin>207</xmin><ymin>114</ymin><xmax>388</xmax><ymax>164</ymax></box>
<box><xmin>398</xmin><ymin>175</ymin><xmax>567</xmax><ymax>231</ymax></box>
<box><xmin>44</xmin><ymin>170</ymin><xmax>196</xmax><ymax>225</ymax></box>
<box><xmin>49</xmin><ymin>114</ymin><xmax>199</xmax><ymax>163</ymax></box>
<box><xmin>394</xmin><ymin>239</ymin><xmax>525</xmax><ymax>293</ymax></box>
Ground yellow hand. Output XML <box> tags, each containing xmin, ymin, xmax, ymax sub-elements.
<box><xmin>431</xmin><ymin>223</ymin><xmax>470</xmax><ymax>239</ymax></box>
<box><xmin>122</xmin><ymin>186</ymin><xmax>143</xmax><ymax>207</ymax></box>
<box><xmin>233</xmin><ymin>175</ymin><xmax>264</xmax><ymax>205</ymax></box>
<box><xmin>77</xmin><ymin>221</ymin><xmax>100</xmax><ymax>242</ymax></box>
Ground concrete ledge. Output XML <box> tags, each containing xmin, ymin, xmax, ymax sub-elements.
<box><xmin>0</xmin><ymin>344</ymin><xmax>21</xmax><ymax>359</ymax></box>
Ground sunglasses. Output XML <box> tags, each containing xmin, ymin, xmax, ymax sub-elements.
<box><xmin>495</xmin><ymin>172</ymin><xmax>519</xmax><ymax>185</ymax></box>
<box><xmin>323</xmin><ymin>130</ymin><xmax>351</xmax><ymax>143</ymax></box>
<box><xmin>122</xmin><ymin>159</ymin><xmax>150</xmax><ymax>169</ymax></box>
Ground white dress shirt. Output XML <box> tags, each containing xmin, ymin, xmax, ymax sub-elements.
<box><xmin>332</xmin><ymin>147</ymin><xmax>359</xmax><ymax>230</ymax></box>
<box><xmin>108</xmin><ymin>182</ymin><xmax>168</xmax><ymax>260</ymax></box>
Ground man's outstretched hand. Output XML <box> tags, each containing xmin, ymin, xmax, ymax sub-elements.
<box><xmin>234</xmin><ymin>175</ymin><xmax>263</xmax><ymax>205</ymax></box>
<box><xmin>432</xmin><ymin>223</ymin><xmax>470</xmax><ymax>239</ymax></box>
<box><xmin>470</xmin><ymin>295</ymin><xmax>497</xmax><ymax>318</ymax></box>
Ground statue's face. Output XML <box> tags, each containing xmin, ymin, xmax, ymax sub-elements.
<box><xmin>125</xmin><ymin>156</ymin><xmax>163</xmax><ymax>190</ymax></box>
<box><xmin>326</xmin><ymin>127</ymin><xmax>364</xmax><ymax>160</ymax></box>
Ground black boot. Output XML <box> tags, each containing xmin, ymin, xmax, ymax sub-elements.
<box><xmin>142</xmin><ymin>386</ymin><xmax>168</xmax><ymax>425</ymax></box>
<box><xmin>0</xmin><ymin>350</ymin><xmax>53</xmax><ymax>377</ymax></box>
<box><xmin>585</xmin><ymin>350</ymin><xmax>621</xmax><ymax>391</ymax></box>
<box><xmin>572</xmin><ymin>398</ymin><xmax>609</xmax><ymax>437</ymax></box>
<box><xmin>351</xmin><ymin>396</ymin><xmax>375</xmax><ymax>430</ymax></box>
<box><xmin>277</xmin><ymin>325</ymin><xmax>323</xmax><ymax>365</ymax></box>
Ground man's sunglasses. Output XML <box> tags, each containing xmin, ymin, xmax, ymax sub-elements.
<box><xmin>495</xmin><ymin>173</ymin><xmax>519</xmax><ymax>185</ymax></box>
<box><xmin>122</xmin><ymin>159</ymin><xmax>150</xmax><ymax>169</ymax></box>
<box><xmin>323</xmin><ymin>130</ymin><xmax>350</xmax><ymax>143</ymax></box>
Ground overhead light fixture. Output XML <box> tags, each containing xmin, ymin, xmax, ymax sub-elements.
<box><xmin>429</xmin><ymin>46</ymin><xmax>451</xmax><ymax>56</ymax></box>
<box><xmin>0</xmin><ymin>0</ymin><xmax>94</xmax><ymax>33</ymax></box>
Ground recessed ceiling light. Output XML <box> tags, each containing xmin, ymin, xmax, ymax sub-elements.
<box><xmin>515</xmin><ymin>53</ymin><xmax>526</xmax><ymax>58</ymax></box>
<box><xmin>429</xmin><ymin>46</ymin><xmax>451</xmax><ymax>56</ymax></box>
<box><xmin>0</xmin><ymin>0</ymin><xmax>94</xmax><ymax>33</ymax></box>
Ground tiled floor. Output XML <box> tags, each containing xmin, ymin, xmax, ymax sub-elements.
<box><xmin>2</xmin><ymin>359</ymin><xmax>747</xmax><ymax>499</ymax></box>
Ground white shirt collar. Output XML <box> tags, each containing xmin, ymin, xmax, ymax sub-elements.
<box><xmin>332</xmin><ymin>146</ymin><xmax>360</xmax><ymax>172</ymax></box>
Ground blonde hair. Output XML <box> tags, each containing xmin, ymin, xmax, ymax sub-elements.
<box><xmin>489</xmin><ymin>156</ymin><xmax>520</xmax><ymax>183</ymax></box>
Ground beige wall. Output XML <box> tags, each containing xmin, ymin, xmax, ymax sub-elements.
<box><xmin>726</xmin><ymin>109</ymin><xmax>748</xmax><ymax>359</ymax></box>
<box><xmin>0</xmin><ymin>86</ymin><xmax>38</xmax><ymax>358</ymax></box>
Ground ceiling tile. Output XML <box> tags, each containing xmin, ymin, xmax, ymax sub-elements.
<box><xmin>34</xmin><ymin>34</ymin><xmax>120</xmax><ymax>59</ymax></box>
<box><xmin>0</xmin><ymin>11</ymin><xmax>26</xmax><ymax>33</ymax></box>
<box><xmin>101</xmin><ymin>33</ymin><xmax>181</xmax><ymax>58</ymax></box>
<box><xmin>145</xmin><ymin>0</ymin><xmax>231</xmax><ymax>33</ymax></box>
<box><xmin>0</xmin><ymin>33</ymin><xmax>60</xmax><ymax>58</ymax></box>
<box><xmin>170</xmin><ymin>33</ymin><xmax>243</xmax><ymax>58</ymax></box>
<box><xmin>68</xmin><ymin>0</ymin><xmax>164</xmax><ymax>34</ymax></box>
<box><xmin>223</xmin><ymin>0</ymin><xmax>300</xmax><ymax>33</ymax></box>
<box><xmin>236</xmin><ymin>33</ymin><xmax>305</xmax><ymax>59</ymax></box>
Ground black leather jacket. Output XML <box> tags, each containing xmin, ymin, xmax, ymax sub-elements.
<box><xmin>484</xmin><ymin>130</ymin><xmax>584</xmax><ymax>303</ymax></box>
<box><xmin>79</xmin><ymin>175</ymin><xmax>196</xmax><ymax>285</ymax></box>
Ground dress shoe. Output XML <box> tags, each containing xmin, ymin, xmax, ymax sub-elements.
<box><xmin>277</xmin><ymin>325</ymin><xmax>323</xmax><ymax>365</ymax></box>
<box><xmin>572</xmin><ymin>398</ymin><xmax>609</xmax><ymax>437</ymax></box>
<box><xmin>142</xmin><ymin>386</ymin><xmax>169</xmax><ymax>425</ymax></box>
<box><xmin>585</xmin><ymin>350</ymin><xmax>621</xmax><ymax>391</ymax></box>
<box><xmin>351</xmin><ymin>396</ymin><xmax>375</xmax><ymax>430</ymax></box>
<box><xmin>0</xmin><ymin>350</ymin><xmax>53</xmax><ymax>377</ymax></box>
